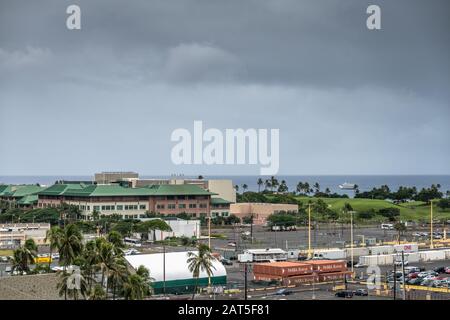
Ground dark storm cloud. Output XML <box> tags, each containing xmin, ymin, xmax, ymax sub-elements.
<box><xmin>0</xmin><ymin>0</ymin><xmax>449</xmax><ymax>175</ymax></box>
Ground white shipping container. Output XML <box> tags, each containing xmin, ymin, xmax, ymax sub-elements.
<box><xmin>368</xmin><ymin>246</ymin><xmax>394</xmax><ymax>255</ymax></box>
<box><xmin>404</xmin><ymin>252</ymin><xmax>419</xmax><ymax>263</ymax></box>
<box><xmin>393</xmin><ymin>243</ymin><xmax>419</xmax><ymax>253</ymax></box>
<box><xmin>419</xmin><ymin>250</ymin><xmax>446</xmax><ymax>261</ymax></box>
<box><xmin>359</xmin><ymin>254</ymin><xmax>394</xmax><ymax>266</ymax></box>
<box><xmin>312</xmin><ymin>249</ymin><xmax>346</xmax><ymax>260</ymax></box>
<box><xmin>444</xmin><ymin>250</ymin><xmax>450</xmax><ymax>259</ymax></box>
<box><xmin>346</xmin><ymin>247</ymin><xmax>369</xmax><ymax>257</ymax></box>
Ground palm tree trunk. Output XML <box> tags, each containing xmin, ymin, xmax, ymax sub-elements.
<box><xmin>48</xmin><ymin>247</ymin><xmax>52</xmax><ymax>271</ymax></box>
<box><xmin>192</xmin><ymin>277</ymin><xmax>199</xmax><ymax>300</ymax></box>
<box><xmin>113</xmin><ymin>279</ymin><xmax>116</xmax><ymax>300</ymax></box>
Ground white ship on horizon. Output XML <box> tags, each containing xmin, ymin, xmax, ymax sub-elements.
<box><xmin>339</xmin><ymin>182</ymin><xmax>357</xmax><ymax>190</ymax></box>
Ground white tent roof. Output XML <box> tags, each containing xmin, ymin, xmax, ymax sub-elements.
<box><xmin>125</xmin><ymin>251</ymin><xmax>226</xmax><ymax>282</ymax></box>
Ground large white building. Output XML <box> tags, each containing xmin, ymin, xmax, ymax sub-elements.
<box><xmin>142</xmin><ymin>218</ymin><xmax>200</xmax><ymax>241</ymax></box>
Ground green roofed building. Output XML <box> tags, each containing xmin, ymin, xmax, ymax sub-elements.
<box><xmin>210</xmin><ymin>197</ymin><xmax>232</xmax><ymax>218</ymax></box>
<box><xmin>36</xmin><ymin>183</ymin><xmax>219</xmax><ymax>220</ymax></box>
<box><xmin>0</xmin><ymin>185</ymin><xmax>45</xmax><ymax>208</ymax></box>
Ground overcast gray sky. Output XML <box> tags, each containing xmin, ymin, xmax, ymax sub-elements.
<box><xmin>0</xmin><ymin>0</ymin><xmax>449</xmax><ymax>175</ymax></box>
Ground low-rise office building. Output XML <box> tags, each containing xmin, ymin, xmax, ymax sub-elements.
<box><xmin>0</xmin><ymin>223</ymin><xmax>50</xmax><ymax>248</ymax></box>
<box><xmin>36</xmin><ymin>184</ymin><xmax>216</xmax><ymax>220</ymax></box>
<box><xmin>210</xmin><ymin>198</ymin><xmax>232</xmax><ymax>218</ymax></box>
<box><xmin>230</xmin><ymin>203</ymin><xmax>299</xmax><ymax>225</ymax></box>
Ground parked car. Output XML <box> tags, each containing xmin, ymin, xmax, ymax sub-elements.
<box><xmin>353</xmin><ymin>289</ymin><xmax>368</xmax><ymax>296</ymax></box>
<box><xmin>407</xmin><ymin>272</ymin><xmax>419</xmax><ymax>279</ymax></box>
<box><xmin>418</xmin><ymin>271</ymin><xmax>437</xmax><ymax>278</ymax></box>
<box><xmin>445</xmin><ymin>267</ymin><xmax>450</xmax><ymax>274</ymax></box>
<box><xmin>408</xmin><ymin>277</ymin><xmax>423</xmax><ymax>285</ymax></box>
<box><xmin>395</xmin><ymin>260</ymin><xmax>409</xmax><ymax>266</ymax></box>
<box><xmin>5</xmin><ymin>266</ymin><xmax>12</xmax><ymax>273</ymax></box>
<box><xmin>51</xmin><ymin>253</ymin><xmax>60</xmax><ymax>260</ymax></box>
<box><xmin>335</xmin><ymin>290</ymin><xmax>353</xmax><ymax>298</ymax></box>
<box><xmin>0</xmin><ymin>256</ymin><xmax>8</xmax><ymax>262</ymax></box>
<box><xmin>275</xmin><ymin>289</ymin><xmax>293</xmax><ymax>296</ymax></box>
<box><xmin>227</xmin><ymin>242</ymin><xmax>236</xmax><ymax>247</ymax></box>
<box><xmin>405</xmin><ymin>266</ymin><xmax>421</xmax><ymax>274</ymax></box>
<box><xmin>221</xmin><ymin>258</ymin><xmax>233</xmax><ymax>266</ymax></box>
<box><xmin>434</xmin><ymin>266</ymin><xmax>446</xmax><ymax>273</ymax></box>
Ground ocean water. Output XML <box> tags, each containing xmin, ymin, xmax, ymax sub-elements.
<box><xmin>0</xmin><ymin>175</ymin><xmax>449</xmax><ymax>195</ymax></box>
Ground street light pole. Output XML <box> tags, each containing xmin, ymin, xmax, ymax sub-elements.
<box><xmin>244</xmin><ymin>262</ymin><xmax>248</xmax><ymax>300</ymax></box>
<box><xmin>430</xmin><ymin>200</ymin><xmax>434</xmax><ymax>249</ymax></box>
<box><xmin>308</xmin><ymin>203</ymin><xmax>312</xmax><ymax>259</ymax></box>
<box><xmin>401</xmin><ymin>251</ymin><xmax>406</xmax><ymax>300</ymax></box>
<box><xmin>350</xmin><ymin>210</ymin><xmax>354</xmax><ymax>274</ymax></box>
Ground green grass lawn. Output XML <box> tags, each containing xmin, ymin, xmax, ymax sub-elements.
<box><xmin>294</xmin><ymin>197</ymin><xmax>450</xmax><ymax>222</ymax></box>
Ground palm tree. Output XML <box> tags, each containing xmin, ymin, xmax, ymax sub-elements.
<box><xmin>187</xmin><ymin>244</ymin><xmax>216</xmax><ymax>300</ymax></box>
<box><xmin>11</xmin><ymin>239</ymin><xmax>38</xmax><ymax>274</ymax></box>
<box><xmin>136</xmin><ymin>265</ymin><xmax>154</xmax><ymax>296</ymax></box>
<box><xmin>59</xmin><ymin>224</ymin><xmax>83</xmax><ymax>268</ymax></box>
<box><xmin>98</xmin><ymin>241</ymin><xmax>116</xmax><ymax>294</ymax></box>
<box><xmin>107</xmin><ymin>230</ymin><xmax>125</xmax><ymax>255</ymax></box>
<box><xmin>107</xmin><ymin>257</ymin><xmax>129</xmax><ymax>300</ymax></box>
<box><xmin>83</xmin><ymin>238</ymin><xmax>104</xmax><ymax>290</ymax></box>
<box><xmin>313</xmin><ymin>182</ymin><xmax>320</xmax><ymax>193</ymax></box>
<box><xmin>264</xmin><ymin>180</ymin><xmax>271</xmax><ymax>192</ymax></box>
<box><xmin>270</xmin><ymin>176</ymin><xmax>278</xmax><ymax>192</ymax></box>
<box><xmin>45</xmin><ymin>226</ymin><xmax>63</xmax><ymax>270</ymax></box>
<box><xmin>394</xmin><ymin>222</ymin><xmax>407</xmax><ymax>244</ymax></box>
<box><xmin>296</xmin><ymin>182</ymin><xmax>304</xmax><ymax>195</ymax></box>
<box><xmin>242</xmin><ymin>184</ymin><xmax>248</xmax><ymax>193</ymax></box>
<box><xmin>89</xmin><ymin>284</ymin><xmax>106</xmax><ymax>300</ymax></box>
<box><xmin>57</xmin><ymin>268</ymin><xmax>89</xmax><ymax>300</ymax></box>
<box><xmin>234</xmin><ymin>185</ymin><xmax>239</xmax><ymax>193</ymax></box>
<box><xmin>304</xmin><ymin>182</ymin><xmax>310</xmax><ymax>195</ymax></box>
<box><xmin>257</xmin><ymin>178</ymin><xmax>263</xmax><ymax>193</ymax></box>
<box><xmin>121</xmin><ymin>274</ymin><xmax>148</xmax><ymax>300</ymax></box>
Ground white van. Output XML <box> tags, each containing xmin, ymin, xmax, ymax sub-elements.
<box><xmin>381</xmin><ymin>223</ymin><xmax>394</xmax><ymax>230</ymax></box>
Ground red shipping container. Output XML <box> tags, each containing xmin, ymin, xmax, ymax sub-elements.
<box><xmin>318</xmin><ymin>271</ymin><xmax>353</xmax><ymax>282</ymax></box>
<box><xmin>282</xmin><ymin>274</ymin><xmax>319</xmax><ymax>286</ymax></box>
<box><xmin>253</xmin><ymin>273</ymin><xmax>282</xmax><ymax>281</ymax></box>
<box><xmin>252</xmin><ymin>262</ymin><xmax>313</xmax><ymax>277</ymax></box>
<box><xmin>303</xmin><ymin>260</ymin><xmax>347</xmax><ymax>273</ymax></box>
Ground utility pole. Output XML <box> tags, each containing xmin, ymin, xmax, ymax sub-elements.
<box><xmin>244</xmin><ymin>262</ymin><xmax>248</xmax><ymax>300</ymax></box>
<box><xmin>308</xmin><ymin>203</ymin><xmax>312</xmax><ymax>259</ymax></box>
<box><xmin>430</xmin><ymin>200</ymin><xmax>434</xmax><ymax>249</ymax></box>
<box><xmin>208</xmin><ymin>214</ymin><xmax>212</xmax><ymax>289</ymax></box>
<box><xmin>250</xmin><ymin>214</ymin><xmax>254</xmax><ymax>244</ymax></box>
<box><xmin>163</xmin><ymin>244</ymin><xmax>166</xmax><ymax>297</ymax></box>
<box><xmin>401</xmin><ymin>251</ymin><xmax>406</xmax><ymax>300</ymax></box>
<box><xmin>349</xmin><ymin>211</ymin><xmax>355</xmax><ymax>274</ymax></box>
<box><xmin>393</xmin><ymin>261</ymin><xmax>397</xmax><ymax>300</ymax></box>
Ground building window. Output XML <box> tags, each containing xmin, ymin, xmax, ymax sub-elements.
<box><xmin>178</xmin><ymin>204</ymin><xmax>186</xmax><ymax>209</ymax></box>
<box><xmin>139</xmin><ymin>205</ymin><xmax>146</xmax><ymax>210</ymax></box>
<box><xmin>222</xmin><ymin>212</ymin><xmax>229</xmax><ymax>217</ymax></box>
<box><xmin>94</xmin><ymin>206</ymin><xmax>100</xmax><ymax>211</ymax></box>
<box><xmin>117</xmin><ymin>205</ymin><xmax>123</xmax><ymax>210</ymax></box>
<box><xmin>199</xmin><ymin>203</ymin><xmax>207</xmax><ymax>209</ymax></box>
<box><xmin>168</xmin><ymin>204</ymin><xmax>176</xmax><ymax>210</ymax></box>
<box><xmin>156</xmin><ymin>204</ymin><xmax>165</xmax><ymax>209</ymax></box>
